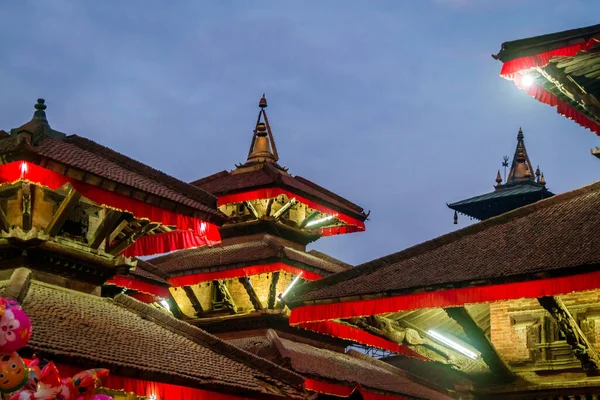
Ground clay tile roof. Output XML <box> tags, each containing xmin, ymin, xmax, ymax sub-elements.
<box><xmin>150</xmin><ymin>235</ymin><xmax>347</xmax><ymax>277</ymax></box>
<box><xmin>128</xmin><ymin>259</ymin><xmax>169</xmax><ymax>285</ymax></box>
<box><xmin>307</xmin><ymin>250</ymin><xmax>353</xmax><ymax>270</ymax></box>
<box><xmin>192</xmin><ymin>165</ymin><xmax>367</xmax><ymax>221</ymax></box>
<box><xmin>229</xmin><ymin>330</ymin><xmax>452</xmax><ymax>400</ymax></box>
<box><xmin>2</xmin><ymin>269</ymin><xmax>306</xmax><ymax>398</ymax></box>
<box><xmin>292</xmin><ymin>180</ymin><xmax>600</xmax><ymax>303</ymax></box>
<box><xmin>34</xmin><ymin>135</ymin><xmax>224</xmax><ymax>221</ymax></box>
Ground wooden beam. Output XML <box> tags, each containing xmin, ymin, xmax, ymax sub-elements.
<box><xmin>46</xmin><ymin>187</ymin><xmax>82</xmax><ymax>236</ymax></box>
<box><xmin>107</xmin><ymin>221</ymin><xmax>157</xmax><ymax>256</ymax></box>
<box><xmin>265</xmin><ymin>198</ymin><xmax>274</xmax><ymax>217</ymax></box>
<box><xmin>268</xmin><ymin>271</ymin><xmax>280</xmax><ymax>309</ymax></box>
<box><xmin>244</xmin><ymin>201</ymin><xmax>260</xmax><ymax>219</ymax></box>
<box><xmin>22</xmin><ymin>183</ymin><xmax>32</xmax><ymax>231</ymax></box>
<box><xmin>239</xmin><ymin>276</ymin><xmax>263</xmax><ymax>311</ymax></box>
<box><xmin>538</xmin><ymin>64</ymin><xmax>600</xmax><ymax>121</ymax></box>
<box><xmin>108</xmin><ymin>219</ymin><xmax>130</xmax><ymax>244</ymax></box>
<box><xmin>538</xmin><ymin>296</ymin><xmax>600</xmax><ymax>375</ymax></box>
<box><xmin>216</xmin><ymin>280</ymin><xmax>237</xmax><ymax>314</ymax></box>
<box><xmin>0</xmin><ymin>205</ymin><xmax>9</xmax><ymax>233</ymax></box>
<box><xmin>167</xmin><ymin>293</ymin><xmax>183</xmax><ymax>319</ymax></box>
<box><xmin>89</xmin><ymin>209</ymin><xmax>122</xmax><ymax>249</ymax></box>
<box><xmin>182</xmin><ymin>286</ymin><xmax>203</xmax><ymax>316</ymax></box>
<box><xmin>445</xmin><ymin>307</ymin><xmax>515</xmax><ymax>381</ymax></box>
<box><xmin>273</xmin><ymin>198</ymin><xmax>297</xmax><ymax>220</ymax></box>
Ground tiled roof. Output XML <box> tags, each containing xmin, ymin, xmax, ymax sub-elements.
<box><xmin>228</xmin><ymin>330</ymin><xmax>452</xmax><ymax>400</ymax></box>
<box><xmin>3</xmin><ymin>268</ymin><xmax>306</xmax><ymax>398</ymax></box>
<box><xmin>150</xmin><ymin>235</ymin><xmax>347</xmax><ymax>276</ymax></box>
<box><xmin>292</xmin><ymin>181</ymin><xmax>600</xmax><ymax>303</ymax></box>
<box><xmin>129</xmin><ymin>259</ymin><xmax>169</xmax><ymax>285</ymax></box>
<box><xmin>448</xmin><ymin>182</ymin><xmax>551</xmax><ymax>207</ymax></box>
<box><xmin>193</xmin><ymin>163</ymin><xmax>367</xmax><ymax>221</ymax></box>
<box><xmin>307</xmin><ymin>250</ymin><xmax>353</xmax><ymax>270</ymax></box>
<box><xmin>1</xmin><ymin>121</ymin><xmax>225</xmax><ymax>223</ymax></box>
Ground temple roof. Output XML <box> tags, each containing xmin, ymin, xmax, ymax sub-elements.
<box><xmin>150</xmin><ymin>234</ymin><xmax>350</xmax><ymax>278</ymax></box>
<box><xmin>493</xmin><ymin>25</ymin><xmax>600</xmax><ymax>136</ymax></box>
<box><xmin>448</xmin><ymin>128</ymin><xmax>553</xmax><ymax>221</ymax></box>
<box><xmin>290</xmin><ymin>179</ymin><xmax>600</xmax><ymax>304</ymax></box>
<box><xmin>228</xmin><ymin>330</ymin><xmax>452</xmax><ymax>400</ymax></box>
<box><xmin>191</xmin><ymin>96</ymin><xmax>368</xmax><ymax>223</ymax></box>
<box><xmin>3</xmin><ymin>99</ymin><xmax>226</xmax><ymax>224</ymax></box>
<box><xmin>3</xmin><ymin>268</ymin><xmax>306</xmax><ymax>398</ymax></box>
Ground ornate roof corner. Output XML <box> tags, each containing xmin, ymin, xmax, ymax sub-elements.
<box><xmin>2</xmin><ymin>267</ymin><xmax>32</xmax><ymax>303</ymax></box>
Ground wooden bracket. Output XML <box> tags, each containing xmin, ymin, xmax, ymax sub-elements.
<box><xmin>182</xmin><ymin>286</ymin><xmax>204</xmax><ymax>317</ymax></box>
<box><xmin>239</xmin><ymin>276</ymin><xmax>263</xmax><ymax>311</ymax></box>
<box><xmin>167</xmin><ymin>293</ymin><xmax>184</xmax><ymax>319</ymax></box>
<box><xmin>268</xmin><ymin>271</ymin><xmax>280</xmax><ymax>309</ymax></box>
<box><xmin>46</xmin><ymin>187</ymin><xmax>82</xmax><ymax>236</ymax></box>
<box><xmin>216</xmin><ymin>280</ymin><xmax>237</xmax><ymax>314</ymax></box>
<box><xmin>89</xmin><ymin>209</ymin><xmax>122</xmax><ymax>249</ymax></box>
<box><xmin>538</xmin><ymin>296</ymin><xmax>600</xmax><ymax>375</ymax></box>
<box><xmin>22</xmin><ymin>182</ymin><xmax>32</xmax><ymax>231</ymax></box>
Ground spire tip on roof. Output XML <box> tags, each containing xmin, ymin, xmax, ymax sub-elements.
<box><xmin>259</xmin><ymin>94</ymin><xmax>267</xmax><ymax>108</ymax></box>
<box><xmin>33</xmin><ymin>98</ymin><xmax>48</xmax><ymax>123</ymax></box>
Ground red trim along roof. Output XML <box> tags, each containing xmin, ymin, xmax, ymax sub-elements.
<box><xmin>106</xmin><ymin>275</ymin><xmax>171</xmax><ymax>298</ymax></box>
<box><xmin>498</xmin><ymin>37</ymin><xmax>600</xmax><ymax>136</ymax></box>
<box><xmin>0</xmin><ymin>161</ymin><xmax>221</xmax><ymax>256</ymax></box>
<box><xmin>219</xmin><ymin>188</ymin><xmax>366</xmax><ymax>235</ymax></box>
<box><xmin>290</xmin><ymin>269</ymin><xmax>600</xmax><ymax>325</ymax></box>
<box><xmin>169</xmin><ymin>262</ymin><xmax>322</xmax><ymax>286</ymax></box>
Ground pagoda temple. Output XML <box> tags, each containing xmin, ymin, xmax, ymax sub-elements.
<box><xmin>0</xmin><ymin>99</ymin><xmax>310</xmax><ymax>400</ymax></box>
<box><xmin>447</xmin><ymin>127</ymin><xmax>553</xmax><ymax>223</ymax></box>
<box><xmin>148</xmin><ymin>96</ymin><xmax>452</xmax><ymax>400</ymax></box>
<box><xmin>493</xmin><ymin>23</ymin><xmax>600</xmax><ymax>159</ymax></box>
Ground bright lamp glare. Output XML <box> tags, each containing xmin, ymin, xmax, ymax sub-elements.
<box><xmin>428</xmin><ymin>330</ymin><xmax>478</xmax><ymax>360</ymax></box>
<box><xmin>521</xmin><ymin>74</ymin><xmax>535</xmax><ymax>88</ymax></box>
<box><xmin>149</xmin><ymin>395</ymin><xmax>157</xmax><ymax>400</ymax></box>
<box><xmin>159</xmin><ymin>299</ymin><xmax>171</xmax><ymax>313</ymax></box>
<box><xmin>281</xmin><ymin>272</ymin><xmax>303</xmax><ymax>298</ymax></box>
<box><xmin>306</xmin><ymin>215</ymin><xmax>336</xmax><ymax>227</ymax></box>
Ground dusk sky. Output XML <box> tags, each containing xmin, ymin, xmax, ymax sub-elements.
<box><xmin>0</xmin><ymin>1</ymin><xmax>598</xmax><ymax>266</ymax></box>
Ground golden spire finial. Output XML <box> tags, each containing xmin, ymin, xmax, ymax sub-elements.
<box><xmin>495</xmin><ymin>170</ymin><xmax>502</xmax><ymax>186</ymax></box>
<box><xmin>540</xmin><ymin>173</ymin><xmax>546</xmax><ymax>185</ymax></box>
<box><xmin>246</xmin><ymin>94</ymin><xmax>279</xmax><ymax>164</ymax></box>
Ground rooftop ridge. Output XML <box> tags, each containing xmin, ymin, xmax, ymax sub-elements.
<box><xmin>190</xmin><ymin>170</ymin><xmax>230</xmax><ymax>188</ymax></box>
<box><xmin>113</xmin><ymin>294</ymin><xmax>305</xmax><ymax>387</ymax></box>
<box><xmin>293</xmin><ymin>175</ymin><xmax>365</xmax><ymax>214</ymax></box>
<box><xmin>65</xmin><ymin>135</ymin><xmax>219</xmax><ymax>208</ymax></box>
<box><xmin>291</xmin><ymin>180</ymin><xmax>600</xmax><ymax>302</ymax></box>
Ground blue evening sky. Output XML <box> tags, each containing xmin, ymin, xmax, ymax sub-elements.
<box><xmin>0</xmin><ymin>1</ymin><xmax>598</xmax><ymax>265</ymax></box>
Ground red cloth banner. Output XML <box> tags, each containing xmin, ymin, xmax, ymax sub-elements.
<box><xmin>0</xmin><ymin>161</ymin><xmax>221</xmax><ymax>256</ymax></box>
<box><xmin>304</xmin><ymin>379</ymin><xmax>355</xmax><ymax>397</ymax></box>
<box><xmin>217</xmin><ymin>188</ymin><xmax>366</xmax><ymax>234</ymax></box>
<box><xmin>169</xmin><ymin>262</ymin><xmax>322</xmax><ymax>287</ymax></box>
<box><xmin>500</xmin><ymin>38</ymin><xmax>599</xmax><ymax>78</ymax></box>
<box><xmin>106</xmin><ymin>275</ymin><xmax>171</xmax><ymax>298</ymax></box>
<box><xmin>54</xmin><ymin>363</ymin><xmax>248</xmax><ymax>400</ymax></box>
<box><xmin>298</xmin><ymin>320</ymin><xmax>425</xmax><ymax>360</ymax></box>
<box><xmin>290</xmin><ymin>269</ymin><xmax>600</xmax><ymax>325</ymax></box>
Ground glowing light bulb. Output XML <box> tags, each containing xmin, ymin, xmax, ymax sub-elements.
<box><xmin>159</xmin><ymin>298</ymin><xmax>170</xmax><ymax>313</ymax></box>
<box><xmin>281</xmin><ymin>272</ymin><xmax>303</xmax><ymax>298</ymax></box>
<box><xmin>149</xmin><ymin>395</ymin><xmax>157</xmax><ymax>400</ymax></box>
<box><xmin>521</xmin><ymin>74</ymin><xmax>535</xmax><ymax>88</ymax></box>
<box><xmin>19</xmin><ymin>162</ymin><xmax>28</xmax><ymax>177</ymax></box>
<box><xmin>428</xmin><ymin>330</ymin><xmax>478</xmax><ymax>360</ymax></box>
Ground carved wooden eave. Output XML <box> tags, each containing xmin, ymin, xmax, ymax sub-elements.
<box><xmin>538</xmin><ymin>296</ymin><xmax>600</xmax><ymax>375</ymax></box>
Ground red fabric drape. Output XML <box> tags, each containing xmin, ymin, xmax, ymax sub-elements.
<box><xmin>217</xmin><ymin>188</ymin><xmax>366</xmax><ymax>234</ymax></box>
<box><xmin>54</xmin><ymin>363</ymin><xmax>247</xmax><ymax>400</ymax></box>
<box><xmin>290</xmin><ymin>269</ymin><xmax>600</xmax><ymax>325</ymax></box>
<box><xmin>304</xmin><ymin>379</ymin><xmax>408</xmax><ymax>400</ymax></box>
<box><xmin>510</xmin><ymin>73</ymin><xmax>600</xmax><ymax>136</ymax></box>
<box><xmin>500</xmin><ymin>38</ymin><xmax>599</xmax><ymax>78</ymax></box>
<box><xmin>298</xmin><ymin>321</ymin><xmax>425</xmax><ymax>360</ymax></box>
<box><xmin>168</xmin><ymin>262</ymin><xmax>323</xmax><ymax>287</ymax></box>
<box><xmin>106</xmin><ymin>275</ymin><xmax>170</xmax><ymax>298</ymax></box>
<box><xmin>304</xmin><ymin>379</ymin><xmax>355</xmax><ymax>397</ymax></box>
<box><xmin>0</xmin><ymin>161</ymin><xmax>221</xmax><ymax>256</ymax></box>
<box><xmin>129</xmin><ymin>293</ymin><xmax>158</xmax><ymax>303</ymax></box>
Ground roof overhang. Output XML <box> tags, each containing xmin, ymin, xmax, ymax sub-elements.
<box><xmin>494</xmin><ymin>24</ymin><xmax>600</xmax><ymax>136</ymax></box>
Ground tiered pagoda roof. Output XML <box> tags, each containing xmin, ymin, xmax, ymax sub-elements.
<box><xmin>493</xmin><ymin>24</ymin><xmax>600</xmax><ymax>137</ymax></box>
<box><xmin>192</xmin><ymin>95</ymin><xmax>368</xmax><ymax>241</ymax></box>
<box><xmin>448</xmin><ymin>128</ymin><xmax>553</xmax><ymax>221</ymax></box>
<box><xmin>229</xmin><ymin>329</ymin><xmax>453</xmax><ymax>400</ymax></box>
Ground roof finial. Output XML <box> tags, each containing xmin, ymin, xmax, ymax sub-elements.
<box><xmin>540</xmin><ymin>172</ymin><xmax>546</xmax><ymax>185</ymax></box>
<box><xmin>518</xmin><ymin>127</ymin><xmax>524</xmax><ymax>140</ymax></box>
<box><xmin>535</xmin><ymin>165</ymin><xmax>541</xmax><ymax>182</ymax></box>
<box><xmin>495</xmin><ymin>170</ymin><xmax>502</xmax><ymax>186</ymax></box>
<box><xmin>453</xmin><ymin>210</ymin><xmax>458</xmax><ymax>225</ymax></box>
<box><xmin>259</xmin><ymin>94</ymin><xmax>267</xmax><ymax>108</ymax></box>
<box><xmin>33</xmin><ymin>99</ymin><xmax>48</xmax><ymax>123</ymax></box>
